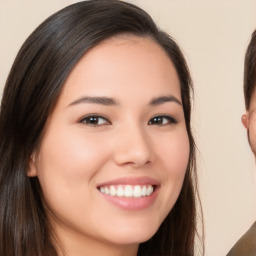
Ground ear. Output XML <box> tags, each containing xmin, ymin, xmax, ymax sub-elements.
<box><xmin>27</xmin><ymin>152</ymin><xmax>38</xmax><ymax>177</ymax></box>
<box><xmin>241</xmin><ymin>113</ymin><xmax>249</xmax><ymax>129</ymax></box>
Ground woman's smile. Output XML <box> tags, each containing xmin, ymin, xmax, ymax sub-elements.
<box><xmin>97</xmin><ymin>176</ymin><xmax>160</xmax><ymax>210</ymax></box>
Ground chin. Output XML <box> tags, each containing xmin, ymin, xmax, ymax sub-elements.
<box><xmin>105</xmin><ymin>224</ymin><xmax>159</xmax><ymax>245</ymax></box>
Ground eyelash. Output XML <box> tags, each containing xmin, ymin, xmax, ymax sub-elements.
<box><xmin>79</xmin><ymin>114</ymin><xmax>177</xmax><ymax>127</ymax></box>
<box><xmin>148</xmin><ymin>115</ymin><xmax>178</xmax><ymax>126</ymax></box>
<box><xmin>79</xmin><ymin>115</ymin><xmax>111</xmax><ymax>126</ymax></box>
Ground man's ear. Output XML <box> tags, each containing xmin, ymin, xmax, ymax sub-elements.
<box><xmin>241</xmin><ymin>113</ymin><xmax>249</xmax><ymax>129</ymax></box>
<box><xmin>27</xmin><ymin>153</ymin><xmax>38</xmax><ymax>177</ymax></box>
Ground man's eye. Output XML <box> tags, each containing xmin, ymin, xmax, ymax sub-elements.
<box><xmin>80</xmin><ymin>115</ymin><xmax>110</xmax><ymax>126</ymax></box>
<box><xmin>148</xmin><ymin>115</ymin><xmax>177</xmax><ymax>126</ymax></box>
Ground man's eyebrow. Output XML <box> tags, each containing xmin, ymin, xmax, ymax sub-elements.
<box><xmin>149</xmin><ymin>96</ymin><xmax>182</xmax><ymax>106</ymax></box>
<box><xmin>68</xmin><ymin>96</ymin><xmax>119</xmax><ymax>107</ymax></box>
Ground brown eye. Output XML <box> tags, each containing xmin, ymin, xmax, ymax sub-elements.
<box><xmin>148</xmin><ymin>115</ymin><xmax>177</xmax><ymax>126</ymax></box>
<box><xmin>80</xmin><ymin>115</ymin><xmax>110</xmax><ymax>126</ymax></box>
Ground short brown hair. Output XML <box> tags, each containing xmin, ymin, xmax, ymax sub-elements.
<box><xmin>244</xmin><ymin>30</ymin><xmax>256</xmax><ymax>109</ymax></box>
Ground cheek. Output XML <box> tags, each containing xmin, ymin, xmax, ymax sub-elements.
<box><xmin>249</xmin><ymin>126</ymin><xmax>256</xmax><ymax>154</ymax></box>
<box><xmin>155</xmin><ymin>128</ymin><xmax>190</xmax><ymax>211</ymax></box>
<box><xmin>167</xmin><ymin>132</ymin><xmax>189</xmax><ymax>194</ymax></box>
<box><xmin>248</xmin><ymin>112</ymin><xmax>256</xmax><ymax>154</ymax></box>
<box><xmin>158</xmin><ymin>128</ymin><xmax>190</xmax><ymax>176</ymax></box>
<box><xmin>36</xmin><ymin>128</ymin><xmax>113</xmax><ymax>198</ymax></box>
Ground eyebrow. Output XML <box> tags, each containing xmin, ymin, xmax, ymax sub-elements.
<box><xmin>68</xmin><ymin>96</ymin><xmax>118</xmax><ymax>107</ymax></box>
<box><xmin>149</xmin><ymin>96</ymin><xmax>182</xmax><ymax>106</ymax></box>
<box><xmin>68</xmin><ymin>95</ymin><xmax>182</xmax><ymax>107</ymax></box>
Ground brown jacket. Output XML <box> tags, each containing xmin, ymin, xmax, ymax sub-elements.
<box><xmin>227</xmin><ymin>222</ymin><xmax>256</xmax><ymax>256</ymax></box>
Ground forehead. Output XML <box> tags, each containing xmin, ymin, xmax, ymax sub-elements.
<box><xmin>56</xmin><ymin>35</ymin><xmax>181</xmax><ymax>108</ymax></box>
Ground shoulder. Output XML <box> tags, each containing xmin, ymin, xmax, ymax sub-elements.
<box><xmin>226</xmin><ymin>222</ymin><xmax>256</xmax><ymax>256</ymax></box>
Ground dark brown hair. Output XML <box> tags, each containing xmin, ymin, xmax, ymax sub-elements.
<box><xmin>0</xmin><ymin>0</ymin><xmax>203</xmax><ymax>255</ymax></box>
<box><xmin>244</xmin><ymin>29</ymin><xmax>256</xmax><ymax>110</ymax></box>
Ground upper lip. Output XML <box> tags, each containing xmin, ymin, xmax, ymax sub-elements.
<box><xmin>97</xmin><ymin>176</ymin><xmax>160</xmax><ymax>187</ymax></box>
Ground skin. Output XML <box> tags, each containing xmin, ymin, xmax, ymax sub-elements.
<box><xmin>28</xmin><ymin>36</ymin><xmax>190</xmax><ymax>256</ymax></box>
<box><xmin>242</xmin><ymin>88</ymin><xmax>256</xmax><ymax>154</ymax></box>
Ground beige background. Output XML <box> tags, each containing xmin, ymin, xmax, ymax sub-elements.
<box><xmin>1</xmin><ymin>1</ymin><xmax>256</xmax><ymax>255</ymax></box>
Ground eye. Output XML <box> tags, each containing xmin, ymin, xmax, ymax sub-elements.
<box><xmin>79</xmin><ymin>115</ymin><xmax>111</xmax><ymax>126</ymax></box>
<box><xmin>148</xmin><ymin>115</ymin><xmax>177</xmax><ymax>126</ymax></box>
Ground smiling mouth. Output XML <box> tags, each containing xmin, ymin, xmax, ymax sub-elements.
<box><xmin>98</xmin><ymin>185</ymin><xmax>155</xmax><ymax>198</ymax></box>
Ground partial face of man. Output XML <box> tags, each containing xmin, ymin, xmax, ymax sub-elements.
<box><xmin>242</xmin><ymin>87</ymin><xmax>256</xmax><ymax>154</ymax></box>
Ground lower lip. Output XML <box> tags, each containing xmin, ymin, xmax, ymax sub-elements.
<box><xmin>99</xmin><ymin>188</ymin><xmax>159</xmax><ymax>211</ymax></box>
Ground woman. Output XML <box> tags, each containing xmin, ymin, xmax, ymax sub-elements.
<box><xmin>0</xmin><ymin>1</ymin><xmax>202</xmax><ymax>255</ymax></box>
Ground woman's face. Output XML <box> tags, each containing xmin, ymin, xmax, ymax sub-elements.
<box><xmin>29</xmin><ymin>36</ymin><xmax>190</xmax><ymax>254</ymax></box>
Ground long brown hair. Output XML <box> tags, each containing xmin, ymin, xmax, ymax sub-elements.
<box><xmin>0</xmin><ymin>1</ymin><xmax>203</xmax><ymax>255</ymax></box>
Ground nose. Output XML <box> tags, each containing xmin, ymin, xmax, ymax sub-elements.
<box><xmin>113</xmin><ymin>124</ymin><xmax>153</xmax><ymax>168</ymax></box>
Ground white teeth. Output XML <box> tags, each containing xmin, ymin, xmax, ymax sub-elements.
<box><xmin>99</xmin><ymin>185</ymin><xmax>154</xmax><ymax>198</ymax></box>
<box><xmin>146</xmin><ymin>186</ymin><xmax>153</xmax><ymax>196</ymax></box>
<box><xmin>133</xmin><ymin>185</ymin><xmax>142</xmax><ymax>198</ymax></box>
<box><xmin>125</xmin><ymin>185</ymin><xmax>133</xmax><ymax>197</ymax></box>
<box><xmin>117</xmin><ymin>186</ymin><xmax>124</xmax><ymax>197</ymax></box>
<box><xmin>105</xmin><ymin>187</ymin><xmax>109</xmax><ymax>195</ymax></box>
<box><xmin>110</xmin><ymin>186</ymin><xmax>116</xmax><ymax>196</ymax></box>
<box><xmin>142</xmin><ymin>186</ymin><xmax>147</xmax><ymax>196</ymax></box>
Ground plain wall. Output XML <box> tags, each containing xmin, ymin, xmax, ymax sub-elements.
<box><xmin>1</xmin><ymin>1</ymin><xmax>256</xmax><ymax>255</ymax></box>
